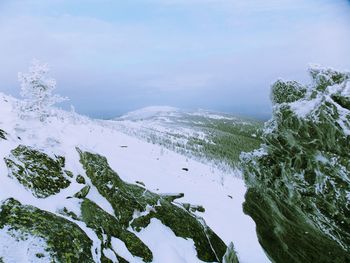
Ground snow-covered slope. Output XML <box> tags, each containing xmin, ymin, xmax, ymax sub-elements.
<box><xmin>0</xmin><ymin>94</ymin><xmax>269</xmax><ymax>262</ymax></box>
<box><xmin>108</xmin><ymin>106</ymin><xmax>263</xmax><ymax>171</ymax></box>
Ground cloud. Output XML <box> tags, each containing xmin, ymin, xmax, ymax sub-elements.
<box><xmin>0</xmin><ymin>0</ymin><xmax>349</xmax><ymax>119</ymax></box>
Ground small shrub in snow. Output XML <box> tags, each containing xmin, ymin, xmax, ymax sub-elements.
<box><xmin>18</xmin><ymin>60</ymin><xmax>67</xmax><ymax>122</ymax></box>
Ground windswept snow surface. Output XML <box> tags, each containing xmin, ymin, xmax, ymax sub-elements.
<box><xmin>0</xmin><ymin>94</ymin><xmax>269</xmax><ymax>263</ymax></box>
<box><xmin>0</xmin><ymin>227</ymin><xmax>51</xmax><ymax>263</ymax></box>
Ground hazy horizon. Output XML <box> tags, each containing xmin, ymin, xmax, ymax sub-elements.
<box><xmin>1</xmin><ymin>0</ymin><xmax>350</xmax><ymax>120</ymax></box>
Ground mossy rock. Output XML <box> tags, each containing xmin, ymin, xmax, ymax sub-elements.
<box><xmin>223</xmin><ymin>242</ymin><xmax>239</xmax><ymax>263</ymax></box>
<box><xmin>309</xmin><ymin>66</ymin><xmax>350</xmax><ymax>91</ymax></box>
<box><xmin>4</xmin><ymin>145</ymin><xmax>71</xmax><ymax>198</ymax></box>
<box><xmin>78</xmin><ymin>148</ymin><xmax>229</xmax><ymax>262</ymax></box>
<box><xmin>0</xmin><ymin>129</ymin><xmax>7</xmax><ymax>140</ymax></box>
<box><xmin>73</xmin><ymin>185</ymin><xmax>90</xmax><ymax>199</ymax></box>
<box><xmin>64</xmin><ymin>170</ymin><xmax>74</xmax><ymax>178</ymax></box>
<box><xmin>131</xmin><ymin>199</ymin><xmax>227</xmax><ymax>262</ymax></box>
<box><xmin>77</xmin><ymin>148</ymin><xmax>160</xmax><ymax>226</ymax></box>
<box><xmin>0</xmin><ymin>198</ymin><xmax>94</xmax><ymax>262</ymax></box>
<box><xmin>331</xmin><ymin>93</ymin><xmax>350</xmax><ymax>111</ymax></box>
<box><xmin>76</xmin><ymin>174</ymin><xmax>86</xmax><ymax>184</ymax></box>
<box><xmin>59</xmin><ymin>207</ymin><xmax>79</xmax><ymax>221</ymax></box>
<box><xmin>81</xmin><ymin>198</ymin><xmax>152</xmax><ymax>262</ymax></box>
<box><xmin>243</xmin><ymin>189</ymin><xmax>350</xmax><ymax>263</ymax></box>
<box><xmin>182</xmin><ymin>203</ymin><xmax>205</xmax><ymax>213</ymax></box>
<box><xmin>271</xmin><ymin>80</ymin><xmax>307</xmax><ymax>104</ymax></box>
<box><xmin>241</xmin><ymin>66</ymin><xmax>350</xmax><ymax>262</ymax></box>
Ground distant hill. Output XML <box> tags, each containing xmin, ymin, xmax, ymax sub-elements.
<box><xmin>109</xmin><ymin>106</ymin><xmax>263</xmax><ymax>171</ymax></box>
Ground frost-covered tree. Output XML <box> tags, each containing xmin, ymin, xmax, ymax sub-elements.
<box><xmin>18</xmin><ymin>60</ymin><xmax>67</xmax><ymax>121</ymax></box>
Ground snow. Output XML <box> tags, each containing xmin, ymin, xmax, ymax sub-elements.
<box><xmin>119</xmin><ymin>106</ymin><xmax>180</xmax><ymax>120</ymax></box>
<box><xmin>136</xmin><ymin>218</ymin><xmax>203</xmax><ymax>263</ymax></box>
<box><xmin>0</xmin><ymin>93</ymin><xmax>270</xmax><ymax>263</ymax></box>
<box><xmin>189</xmin><ymin>111</ymin><xmax>235</xmax><ymax>121</ymax></box>
<box><xmin>342</xmin><ymin>81</ymin><xmax>350</xmax><ymax>96</ymax></box>
<box><xmin>289</xmin><ymin>97</ymin><xmax>321</xmax><ymax>118</ymax></box>
<box><xmin>315</xmin><ymin>153</ymin><xmax>329</xmax><ymax>164</ymax></box>
<box><xmin>111</xmin><ymin>237</ymin><xmax>144</xmax><ymax>262</ymax></box>
<box><xmin>0</xmin><ymin>227</ymin><xmax>52</xmax><ymax>263</ymax></box>
<box><xmin>103</xmin><ymin>248</ymin><xmax>118</xmax><ymax>262</ymax></box>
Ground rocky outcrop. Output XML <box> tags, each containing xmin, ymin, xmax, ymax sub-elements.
<box><xmin>0</xmin><ymin>198</ymin><xmax>94</xmax><ymax>262</ymax></box>
<box><xmin>241</xmin><ymin>66</ymin><xmax>350</xmax><ymax>262</ymax></box>
<box><xmin>78</xmin><ymin>148</ymin><xmax>229</xmax><ymax>262</ymax></box>
<box><xmin>0</xmin><ymin>144</ymin><xmax>233</xmax><ymax>262</ymax></box>
<box><xmin>0</xmin><ymin>129</ymin><xmax>6</xmax><ymax>140</ymax></box>
<box><xmin>4</xmin><ymin>145</ymin><xmax>71</xmax><ymax>198</ymax></box>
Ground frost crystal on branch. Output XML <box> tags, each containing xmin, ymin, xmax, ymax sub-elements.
<box><xmin>18</xmin><ymin>60</ymin><xmax>68</xmax><ymax>121</ymax></box>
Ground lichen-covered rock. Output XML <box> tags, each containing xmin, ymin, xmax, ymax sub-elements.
<box><xmin>78</xmin><ymin>148</ymin><xmax>229</xmax><ymax>262</ymax></box>
<box><xmin>0</xmin><ymin>198</ymin><xmax>94</xmax><ymax>262</ymax></box>
<box><xmin>182</xmin><ymin>203</ymin><xmax>205</xmax><ymax>213</ymax></box>
<box><xmin>0</xmin><ymin>129</ymin><xmax>7</xmax><ymax>140</ymax></box>
<box><xmin>4</xmin><ymin>145</ymin><xmax>71</xmax><ymax>198</ymax></box>
<box><xmin>81</xmin><ymin>198</ymin><xmax>152</xmax><ymax>262</ymax></box>
<box><xmin>241</xmin><ymin>66</ymin><xmax>350</xmax><ymax>262</ymax></box>
<box><xmin>73</xmin><ymin>185</ymin><xmax>90</xmax><ymax>199</ymax></box>
<box><xmin>76</xmin><ymin>174</ymin><xmax>86</xmax><ymax>184</ymax></box>
<box><xmin>271</xmin><ymin>80</ymin><xmax>307</xmax><ymax>104</ymax></box>
<box><xmin>223</xmin><ymin>242</ymin><xmax>239</xmax><ymax>263</ymax></box>
<box><xmin>131</xmin><ymin>199</ymin><xmax>226</xmax><ymax>262</ymax></box>
<box><xmin>64</xmin><ymin>170</ymin><xmax>74</xmax><ymax>178</ymax></box>
<box><xmin>309</xmin><ymin>65</ymin><xmax>350</xmax><ymax>92</ymax></box>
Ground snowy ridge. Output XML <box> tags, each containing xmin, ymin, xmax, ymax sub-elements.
<box><xmin>118</xmin><ymin>106</ymin><xmax>180</xmax><ymax>120</ymax></box>
<box><xmin>108</xmin><ymin>106</ymin><xmax>263</xmax><ymax>172</ymax></box>
<box><xmin>0</xmin><ymin>93</ymin><xmax>269</xmax><ymax>263</ymax></box>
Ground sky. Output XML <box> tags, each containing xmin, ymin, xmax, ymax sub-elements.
<box><xmin>0</xmin><ymin>0</ymin><xmax>350</xmax><ymax>119</ymax></box>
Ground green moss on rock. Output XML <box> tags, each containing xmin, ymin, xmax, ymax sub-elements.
<box><xmin>81</xmin><ymin>198</ymin><xmax>152</xmax><ymax>262</ymax></box>
<box><xmin>131</xmin><ymin>199</ymin><xmax>227</xmax><ymax>262</ymax></box>
<box><xmin>241</xmin><ymin>66</ymin><xmax>350</xmax><ymax>262</ymax></box>
<box><xmin>271</xmin><ymin>80</ymin><xmax>307</xmax><ymax>104</ymax></box>
<box><xmin>0</xmin><ymin>198</ymin><xmax>94</xmax><ymax>262</ymax></box>
<box><xmin>182</xmin><ymin>203</ymin><xmax>205</xmax><ymax>213</ymax></box>
<box><xmin>0</xmin><ymin>129</ymin><xmax>7</xmax><ymax>140</ymax></box>
<box><xmin>76</xmin><ymin>174</ymin><xmax>86</xmax><ymax>184</ymax></box>
<box><xmin>78</xmin><ymin>148</ymin><xmax>229</xmax><ymax>262</ymax></box>
<box><xmin>73</xmin><ymin>185</ymin><xmax>90</xmax><ymax>199</ymax></box>
<box><xmin>64</xmin><ymin>170</ymin><xmax>74</xmax><ymax>178</ymax></box>
<box><xmin>78</xmin><ymin>149</ymin><xmax>160</xmax><ymax>227</ymax></box>
<box><xmin>4</xmin><ymin>145</ymin><xmax>71</xmax><ymax>198</ymax></box>
<box><xmin>243</xmin><ymin>189</ymin><xmax>349</xmax><ymax>263</ymax></box>
<box><xmin>223</xmin><ymin>242</ymin><xmax>239</xmax><ymax>263</ymax></box>
<box><xmin>309</xmin><ymin>66</ymin><xmax>350</xmax><ymax>92</ymax></box>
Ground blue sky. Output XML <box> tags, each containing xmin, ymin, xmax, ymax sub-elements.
<box><xmin>0</xmin><ymin>0</ymin><xmax>350</xmax><ymax>119</ymax></box>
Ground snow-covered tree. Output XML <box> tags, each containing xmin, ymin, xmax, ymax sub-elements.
<box><xmin>18</xmin><ymin>60</ymin><xmax>67</xmax><ymax>121</ymax></box>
